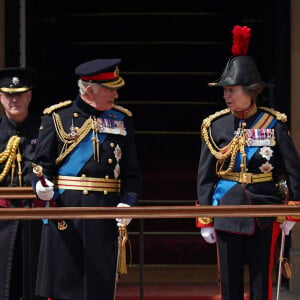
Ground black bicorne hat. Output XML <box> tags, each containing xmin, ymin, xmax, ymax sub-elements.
<box><xmin>209</xmin><ymin>25</ymin><xmax>263</xmax><ymax>87</ymax></box>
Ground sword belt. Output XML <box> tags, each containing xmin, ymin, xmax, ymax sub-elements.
<box><xmin>219</xmin><ymin>171</ymin><xmax>273</xmax><ymax>184</ymax></box>
<box><xmin>54</xmin><ymin>175</ymin><xmax>121</xmax><ymax>194</ymax></box>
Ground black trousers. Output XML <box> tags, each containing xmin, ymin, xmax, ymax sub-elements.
<box><xmin>216</xmin><ymin>222</ymin><xmax>280</xmax><ymax>300</ymax></box>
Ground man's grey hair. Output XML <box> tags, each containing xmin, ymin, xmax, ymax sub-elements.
<box><xmin>78</xmin><ymin>79</ymin><xmax>99</xmax><ymax>95</ymax></box>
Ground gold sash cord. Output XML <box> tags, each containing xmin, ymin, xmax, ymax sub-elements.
<box><xmin>219</xmin><ymin>171</ymin><xmax>273</xmax><ymax>184</ymax></box>
<box><xmin>53</xmin><ymin>175</ymin><xmax>121</xmax><ymax>194</ymax></box>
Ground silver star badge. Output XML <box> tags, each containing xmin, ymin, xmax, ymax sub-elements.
<box><xmin>12</xmin><ymin>77</ymin><xmax>20</xmax><ymax>86</ymax></box>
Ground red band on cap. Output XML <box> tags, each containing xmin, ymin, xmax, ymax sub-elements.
<box><xmin>81</xmin><ymin>71</ymin><xmax>117</xmax><ymax>81</ymax></box>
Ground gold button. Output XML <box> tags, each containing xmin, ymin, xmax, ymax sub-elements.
<box><xmin>108</xmin><ymin>158</ymin><xmax>113</xmax><ymax>164</ymax></box>
<box><xmin>73</xmin><ymin>112</ymin><xmax>79</xmax><ymax>118</ymax></box>
<box><xmin>105</xmin><ymin>175</ymin><xmax>109</xmax><ymax>179</ymax></box>
<box><xmin>104</xmin><ymin>190</ymin><xmax>108</xmax><ymax>195</ymax></box>
<box><xmin>110</xmin><ymin>143</ymin><xmax>115</xmax><ymax>148</ymax></box>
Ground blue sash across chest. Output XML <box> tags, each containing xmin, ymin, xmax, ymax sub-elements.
<box><xmin>212</xmin><ymin>112</ymin><xmax>277</xmax><ymax>206</ymax></box>
<box><xmin>58</xmin><ymin>109</ymin><xmax>125</xmax><ymax>176</ymax></box>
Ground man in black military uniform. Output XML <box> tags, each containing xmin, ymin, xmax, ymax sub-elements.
<box><xmin>0</xmin><ymin>67</ymin><xmax>45</xmax><ymax>300</ymax></box>
<box><xmin>196</xmin><ymin>26</ymin><xmax>300</xmax><ymax>299</ymax></box>
<box><xmin>32</xmin><ymin>59</ymin><xmax>141</xmax><ymax>300</ymax></box>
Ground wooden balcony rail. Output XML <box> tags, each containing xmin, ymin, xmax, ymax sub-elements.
<box><xmin>0</xmin><ymin>205</ymin><xmax>300</xmax><ymax>220</ymax></box>
<box><xmin>1</xmin><ymin>187</ymin><xmax>300</xmax><ymax>220</ymax></box>
<box><xmin>0</xmin><ymin>187</ymin><xmax>36</xmax><ymax>199</ymax></box>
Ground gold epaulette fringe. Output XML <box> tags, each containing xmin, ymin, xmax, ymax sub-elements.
<box><xmin>201</xmin><ymin>108</ymin><xmax>231</xmax><ymax>129</ymax></box>
<box><xmin>112</xmin><ymin>104</ymin><xmax>132</xmax><ymax>117</ymax></box>
<box><xmin>43</xmin><ymin>100</ymin><xmax>73</xmax><ymax>115</ymax></box>
<box><xmin>259</xmin><ymin>106</ymin><xmax>287</xmax><ymax>123</ymax></box>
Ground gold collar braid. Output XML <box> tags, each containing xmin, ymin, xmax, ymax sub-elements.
<box><xmin>0</xmin><ymin>135</ymin><xmax>22</xmax><ymax>186</ymax></box>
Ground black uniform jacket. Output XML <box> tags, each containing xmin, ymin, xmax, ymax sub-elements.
<box><xmin>0</xmin><ymin>114</ymin><xmax>41</xmax><ymax>191</ymax></box>
<box><xmin>0</xmin><ymin>113</ymin><xmax>44</xmax><ymax>300</ymax></box>
<box><xmin>197</xmin><ymin>107</ymin><xmax>300</xmax><ymax>234</ymax></box>
<box><xmin>32</xmin><ymin>96</ymin><xmax>141</xmax><ymax>300</ymax></box>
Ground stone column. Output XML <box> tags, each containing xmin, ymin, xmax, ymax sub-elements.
<box><xmin>289</xmin><ymin>0</ymin><xmax>300</xmax><ymax>294</ymax></box>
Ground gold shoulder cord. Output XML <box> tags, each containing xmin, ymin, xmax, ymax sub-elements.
<box><xmin>259</xmin><ymin>106</ymin><xmax>287</xmax><ymax>122</ymax></box>
<box><xmin>201</xmin><ymin>108</ymin><xmax>247</xmax><ymax>176</ymax></box>
<box><xmin>0</xmin><ymin>135</ymin><xmax>22</xmax><ymax>186</ymax></box>
<box><xmin>112</xmin><ymin>104</ymin><xmax>132</xmax><ymax>117</ymax></box>
<box><xmin>52</xmin><ymin>113</ymin><xmax>96</xmax><ymax>165</ymax></box>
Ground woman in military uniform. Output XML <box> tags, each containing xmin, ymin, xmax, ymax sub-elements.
<box><xmin>0</xmin><ymin>67</ymin><xmax>45</xmax><ymax>300</ymax></box>
<box><xmin>196</xmin><ymin>26</ymin><xmax>300</xmax><ymax>300</ymax></box>
<box><xmin>32</xmin><ymin>59</ymin><xmax>141</xmax><ymax>300</ymax></box>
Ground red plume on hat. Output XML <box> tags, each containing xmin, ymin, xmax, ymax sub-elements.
<box><xmin>231</xmin><ymin>25</ymin><xmax>252</xmax><ymax>56</ymax></box>
<box><xmin>208</xmin><ymin>25</ymin><xmax>262</xmax><ymax>86</ymax></box>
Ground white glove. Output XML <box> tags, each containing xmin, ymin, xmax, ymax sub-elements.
<box><xmin>280</xmin><ymin>220</ymin><xmax>296</xmax><ymax>235</ymax></box>
<box><xmin>116</xmin><ymin>203</ymin><xmax>132</xmax><ymax>227</ymax></box>
<box><xmin>35</xmin><ymin>179</ymin><xmax>54</xmax><ymax>201</ymax></box>
<box><xmin>201</xmin><ymin>227</ymin><xmax>217</xmax><ymax>244</ymax></box>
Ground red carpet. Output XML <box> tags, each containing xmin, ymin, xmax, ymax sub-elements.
<box><xmin>115</xmin><ymin>284</ymin><xmax>250</xmax><ymax>300</ymax></box>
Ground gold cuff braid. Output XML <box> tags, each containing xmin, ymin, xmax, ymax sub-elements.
<box><xmin>287</xmin><ymin>201</ymin><xmax>300</xmax><ymax>220</ymax></box>
<box><xmin>197</xmin><ymin>217</ymin><xmax>213</xmax><ymax>225</ymax></box>
<box><xmin>277</xmin><ymin>201</ymin><xmax>300</xmax><ymax>222</ymax></box>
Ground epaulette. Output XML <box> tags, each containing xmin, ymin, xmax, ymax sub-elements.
<box><xmin>202</xmin><ymin>108</ymin><xmax>231</xmax><ymax>128</ymax></box>
<box><xmin>112</xmin><ymin>104</ymin><xmax>132</xmax><ymax>117</ymax></box>
<box><xmin>259</xmin><ymin>106</ymin><xmax>287</xmax><ymax>123</ymax></box>
<box><xmin>43</xmin><ymin>100</ymin><xmax>73</xmax><ymax>115</ymax></box>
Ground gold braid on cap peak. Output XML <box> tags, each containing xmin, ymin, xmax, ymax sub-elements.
<box><xmin>43</xmin><ymin>100</ymin><xmax>73</xmax><ymax>115</ymax></box>
<box><xmin>0</xmin><ymin>135</ymin><xmax>22</xmax><ymax>186</ymax></box>
<box><xmin>112</xmin><ymin>104</ymin><xmax>132</xmax><ymax>117</ymax></box>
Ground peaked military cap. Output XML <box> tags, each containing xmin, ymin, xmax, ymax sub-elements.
<box><xmin>75</xmin><ymin>58</ymin><xmax>125</xmax><ymax>89</ymax></box>
<box><xmin>0</xmin><ymin>67</ymin><xmax>38</xmax><ymax>94</ymax></box>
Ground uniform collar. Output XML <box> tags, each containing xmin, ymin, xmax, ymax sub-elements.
<box><xmin>75</xmin><ymin>96</ymin><xmax>104</xmax><ymax>117</ymax></box>
<box><xmin>231</xmin><ymin>103</ymin><xmax>257</xmax><ymax>119</ymax></box>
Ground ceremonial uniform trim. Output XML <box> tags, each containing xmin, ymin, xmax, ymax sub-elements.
<box><xmin>259</xmin><ymin>106</ymin><xmax>287</xmax><ymax>123</ymax></box>
<box><xmin>54</xmin><ymin>175</ymin><xmax>121</xmax><ymax>193</ymax></box>
<box><xmin>197</xmin><ymin>217</ymin><xmax>213</xmax><ymax>226</ymax></box>
<box><xmin>0</xmin><ymin>135</ymin><xmax>22</xmax><ymax>185</ymax></box>
<box><xmin>43</xmin><ymin>100</ymin><xmax>73</xmax><ymax>115</ymax></box>
<box><xmin>219</xmin><ymin>171</ymin><xmax>273</xmax><ymax>184</ymax></box>
<box><xmin>0</xmin><ymin>86</ymin><xmax>30</xmax><ymax>94</ymax></box>
<box><xmin>286</xmin><ymin>201</ymin><xmax>300</xmax><ymax>220</ymax></box>
<box><xmin>112</xmin><ymin>104</ymin><xmax>132</xmax><ymax>117</ymax></box>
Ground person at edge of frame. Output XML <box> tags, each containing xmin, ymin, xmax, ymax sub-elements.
<box><xmin>0</xmin><ymin>67</ymin><xmax>46</xmax><ymax>300</ymax></box>
<box><xmin>196</xmin><ymin>25</ymin><xmax>300</xmax><ymax>300</ymax></box>
<box><xmin>31</xmin><ymin>58</ymin><xmax>142</xmax><ymax>300</ymax></box>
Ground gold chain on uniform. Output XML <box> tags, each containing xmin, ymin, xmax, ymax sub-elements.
<box><xmin>0</xmin><ymin>135</ymin><xmax>22</xmax><ymax>186</ymax></box>
<box><xmin>52</xmin><ymin>112</ymin><xmax>99</xmax><ymax>165</ymax></box>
